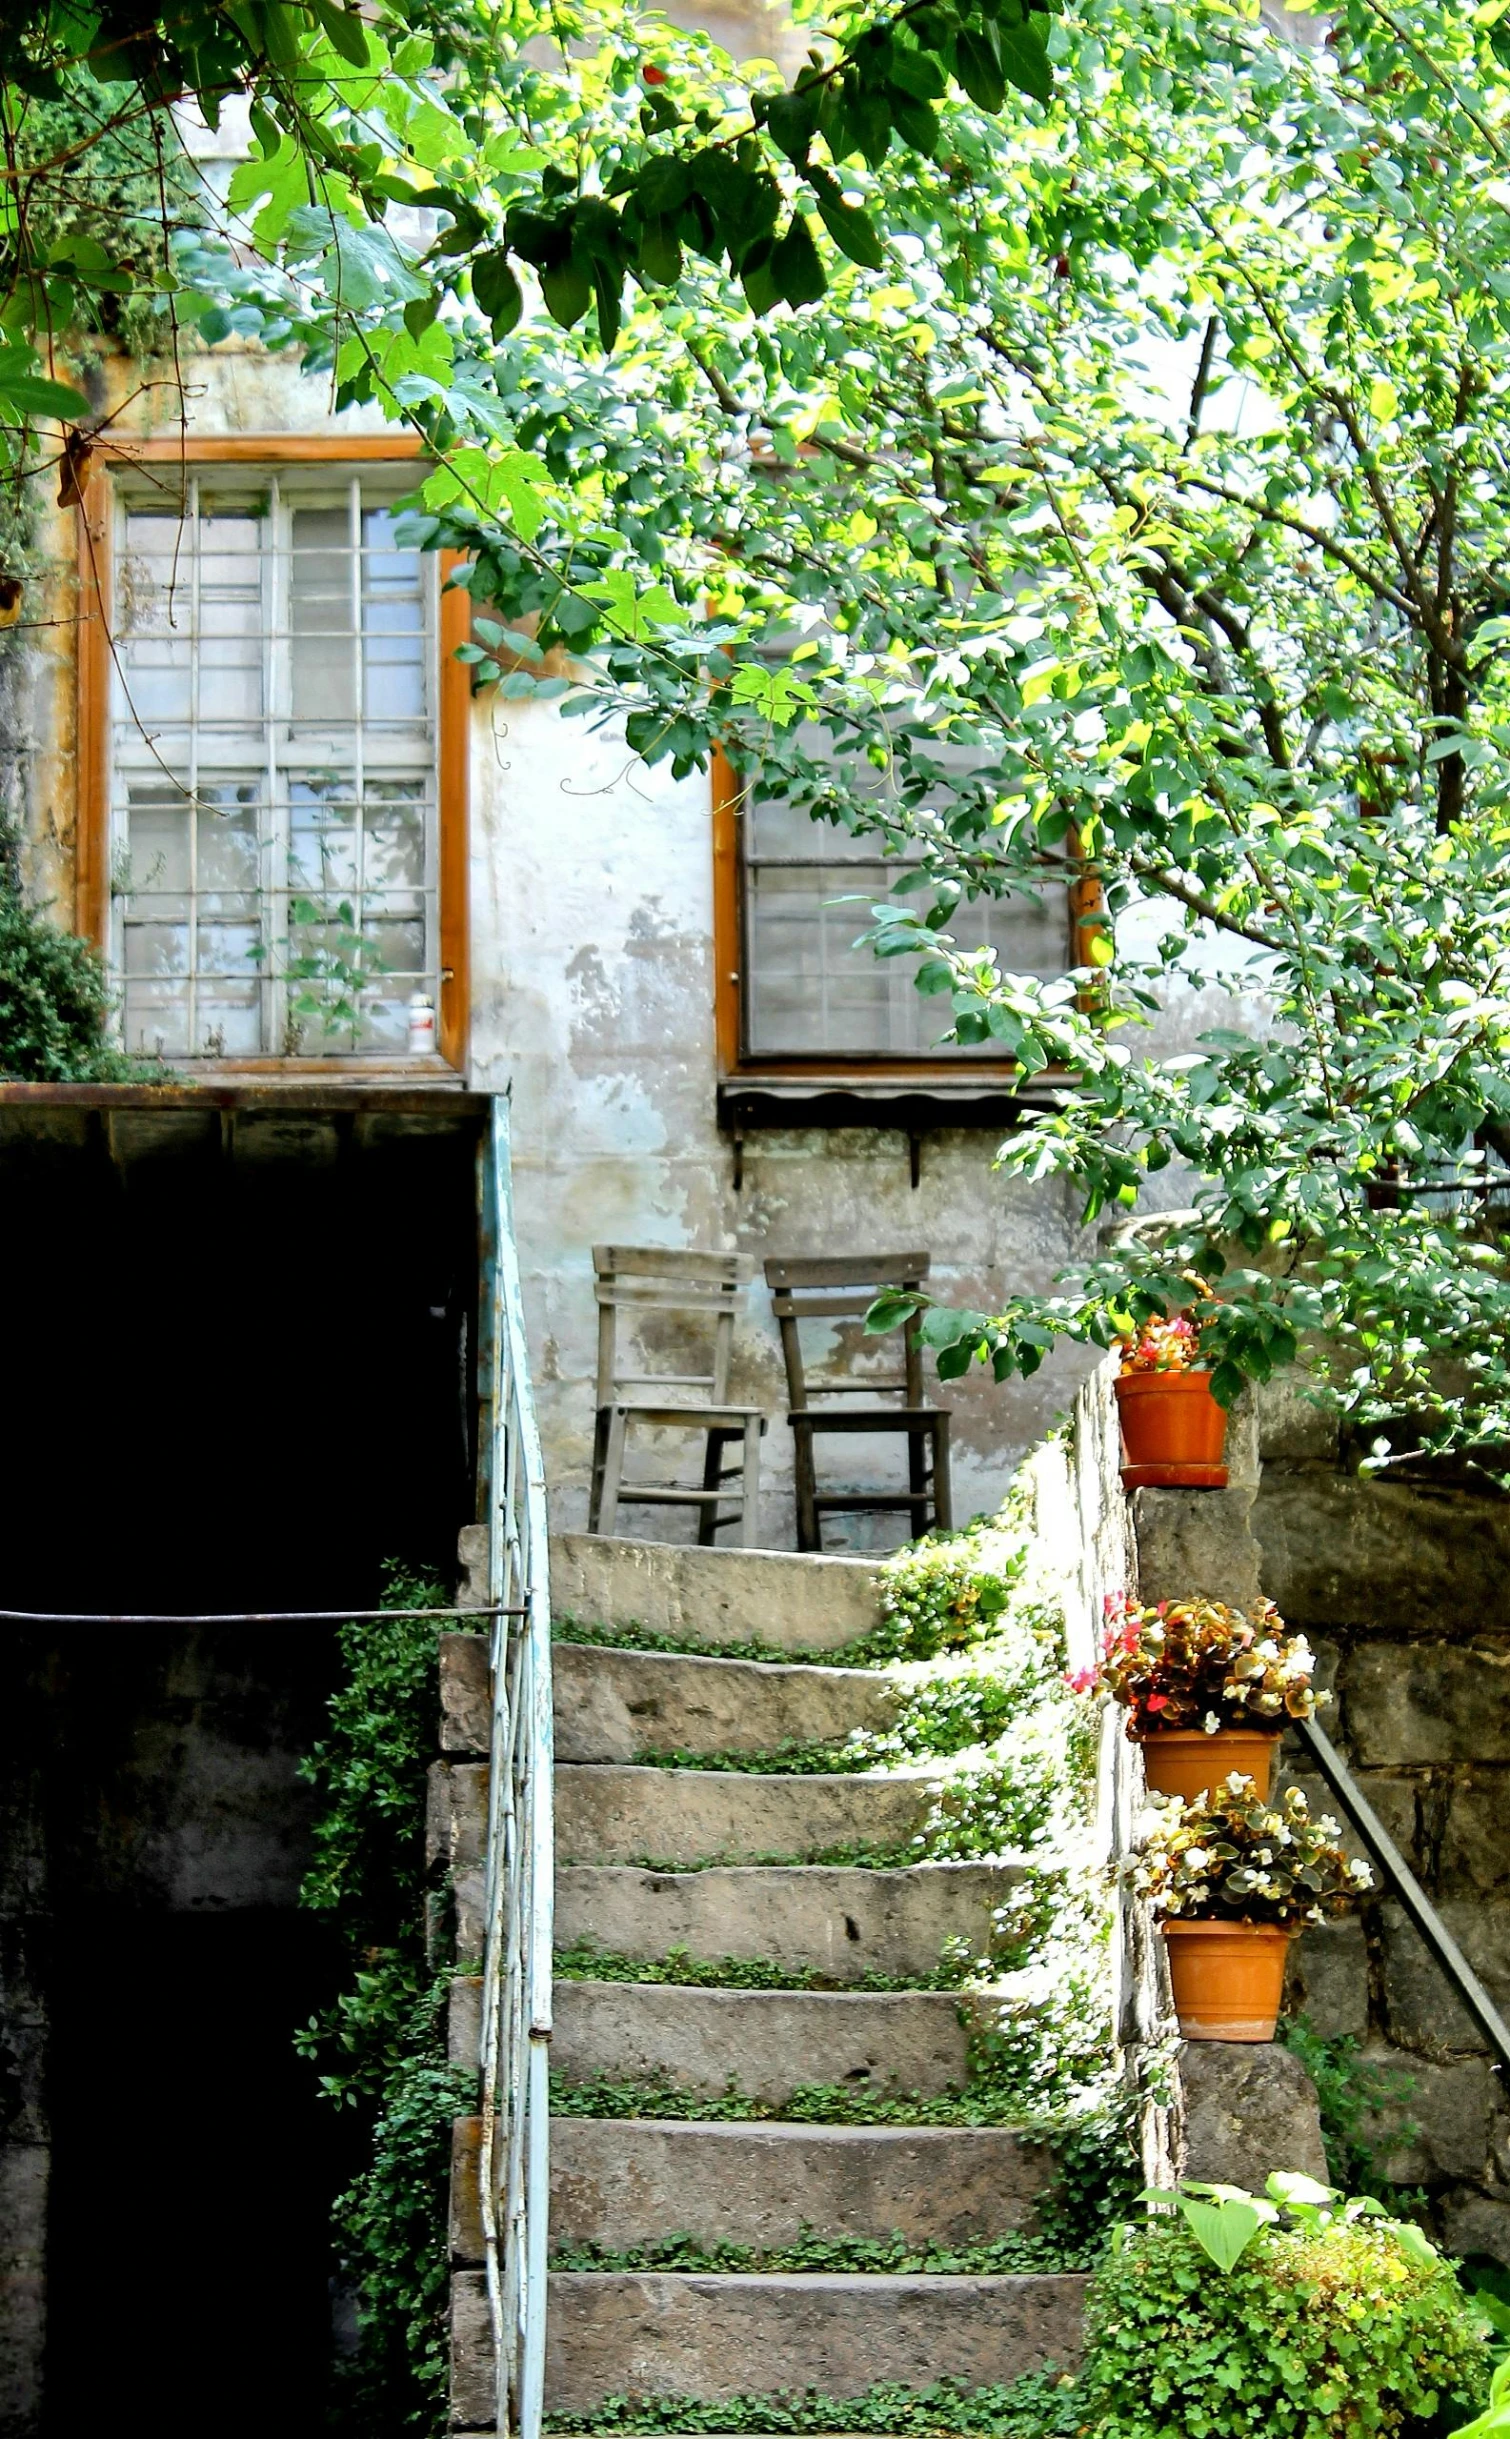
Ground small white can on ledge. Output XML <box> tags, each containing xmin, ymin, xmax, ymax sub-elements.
<box><xmin>407</xmin><ymin>993</ymin><xmax>437</xmax><ymax>1057</ymax></box>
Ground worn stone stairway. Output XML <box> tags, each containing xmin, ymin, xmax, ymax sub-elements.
<box><xmin>436</xmin><ymin>1535</ymin><xmax>1088</xmax><ymax>2430</ymax></box>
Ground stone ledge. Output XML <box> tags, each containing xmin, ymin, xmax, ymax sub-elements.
<box><xmin>551</xmin><ymin>1534</ymin><xmax>880</xmax><ymax>1652</ymax></box>
<box><xmin>450</xmin><ymin>2268</ymin><xmax>1088</xmax><ymax>2423</ymax></box>
<box><xmin>553</xmin><ymin>1860</ymin><xmax>1021</xmax><ymax>1984</ymax></box>
<box><xmin>450</xmin><ymin>2116</ymin><xmax>1056</xmax><ymax>2260</ymax></box>
<box><xmin>553</xmin><ymin>1643</ymin><xmax>898</xmax><ymax>1765</ymax></box>
<box><xmin>1178</xmin><ymin>2041</ymin><xmax>1327</xmax><ymax>2188</ymax></box>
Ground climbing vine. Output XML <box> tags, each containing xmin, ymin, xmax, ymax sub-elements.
<box><xmin>297</xmin><ymin>1562</ymin><xmax>469</xmax><ymax>2437</ymax></box>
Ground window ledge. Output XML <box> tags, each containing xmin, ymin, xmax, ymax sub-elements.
<box><xmin>716</xmin><ymin>1075</ymin><xmax>1061</xmax><ymax>1186</ymax></box>
<box><xmin>717</xmin><ymin>1075</ymin><xmax>1056</xmax><ymax>1125</ymax></box>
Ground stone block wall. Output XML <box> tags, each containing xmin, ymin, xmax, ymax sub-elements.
<box><xmin>1229</xmin><ymin>1382</ymin><xmax>1510</xmax><ymax>2255</ymax></box>
<box><xmin>1050</xmin><ymin>1367</ymin><xmax>1329</xmax><ymax>2189</ymax></box>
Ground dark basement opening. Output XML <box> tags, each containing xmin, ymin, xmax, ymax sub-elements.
<box><xmin>0</xmin><ymin>1097</ymin><xmax>482</xmax><ymax>2439</ymax></box>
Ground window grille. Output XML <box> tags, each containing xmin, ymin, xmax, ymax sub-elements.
<box><xmin>742</xmin><ymin>766</ymin><xmax>1069</xmax><ymax>1060</ymax></box>
<box><xmin>109</xmin><ymin>467</ymin><xmax>438</xmax><ymax>1059</ymax></box>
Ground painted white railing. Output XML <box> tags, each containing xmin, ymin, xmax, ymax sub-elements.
<box><xmin>477</xmin><ymin>1092</ymin><xmax>554</xmax><ymax>2438</ymax></box>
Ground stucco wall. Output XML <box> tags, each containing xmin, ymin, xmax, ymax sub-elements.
<box><xmin>468</xmin><ymin>688</ymin><xmax>1114</xmax><ymax>1541</ymax></box>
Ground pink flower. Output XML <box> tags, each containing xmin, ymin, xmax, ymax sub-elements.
<box><xmin>1146</xmin><ymin>1692</ymin><xmax>1169</xmax><ymax>1713</ymax></box>
<box><xmin>1067</xmin><ymin>1667</ymin><xmax>1098</xmax><ymax>1694</ymax></box>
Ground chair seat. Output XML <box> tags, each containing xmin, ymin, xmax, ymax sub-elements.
<box><xmin>788</xmin><ymin>1407</ymin><xmax>944</xmax><ymax>1432</ymax></box>
<box><xmin>600</xmin><ymin>1402</ymin><xmax>766</xmax><ymax>1429</ymax></box>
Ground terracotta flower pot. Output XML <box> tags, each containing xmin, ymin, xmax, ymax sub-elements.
<box><xmin>1114</xmin><ymin>1369</ymin><xmax>1228</xmax><ymax>1489</ymax></box>
<box><xmin>1136</xmin><ymin>1727</ymin><xmax>1280</xmax><ymax>1804</ymax></box>
<box><xmin>1161</xmin><ymin>1919</ymin><xmax>1292</xmax><ymax>2041</ymax></box>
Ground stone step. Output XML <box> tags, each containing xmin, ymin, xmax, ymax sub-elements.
<box><xmin>556</xmin><ymin>1762</ymin><xmax>939</xmax><ymax>1866</ymax></box>
<box><xmin>451</xmin><ymin>2117</ymin><xmax>1054</xmax><ymax>2258</ymax></box>
<box><xmin>556</xmin><ymin>1862</ymin><xmax>1017</xmax><ymax>1982</ymax></box>
<box><xmin>451</xmin><ymin>2269</ymin><xmax>1087</xmax><ymax>2422</ymax></box>
<box><xmin>448</xmin><ymin>1977</ymin><xmax>972</xmax><ymax>2103</ymax></box>
<box><xmin>555</xmin><ymin>1642</ymin><xmax>899</xmax><ymax>1765</ymax></box>
<box><xmin>551</xmin><ymin>1532</ymin><xmax>880</xmax><ymax>1653</ymax></box>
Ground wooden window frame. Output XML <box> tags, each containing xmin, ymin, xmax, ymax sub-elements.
<box><xmin>76</xmin><ymin>433</ymin><xmax>470</xmax><ymax>1074</ymax></box>
<box><xmin>712</xmin><ymin>741</ymin><xmax>1102</xmax><ymax>1086</ymax></box>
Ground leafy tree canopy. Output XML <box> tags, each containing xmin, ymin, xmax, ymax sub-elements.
<box><xmin>9</xmin><ymin>0</ymin><xmax>1510</xmax><ymax>1466</ymax></box>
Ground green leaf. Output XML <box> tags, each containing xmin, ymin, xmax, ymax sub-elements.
<box><xmin>1368</xmin><ymin>375</ymin><xmax>1399</xmax><ymax>422</ymax></box>
<box><xmin>996</xmin><ymin>20</ymin><xmax>1054</xmax><ymax>105</ymax></box>
<box><xmin>305</xmin><ymin>0</ymin><xmax>372</xmax><ymax>68</ymax></box>
<box><xmin>636</xmin><ymin>156</ymin><xmax>694</xmax><ymax>219</ymax></box>
<box><xmin>954</xmin><ymin>28</ymin><xmax>1006</xmax><ymax>114</ymax></box>
<box><xmin>1209</xmin><ymin>1359</ymin><xmax>1248</xmax><ymax>1409</ymax></box>
<box><xmin>636</xmin><ymin>216</ymin><xmax>684</xmax><ymax>286</ymax></box>
<box><xmin>886</xmin><ymin>46</ymin><xmax>947</xmax><ymax>101</ymax></box>
<box><xmin>771</xmin><ymin>213</ymin><xmax>826</xmax><ymax>306</ymax></box>
<box><xmin>865</xmin><ymin>1289</ymin><xmax>924</xmax><ymax>1335</ymax></box>
<box><xmin>1174</xmin><ymin>2191</ymin><xmax>1269</xmax><ymax>2272</ymax></box>
<box><xmin>551</xmin><ymin>593</ymin><xmax>599</xmax><ymax>638</ymax></box>
<box><xmin>472</xmin><ymin>249</ymin><xmax>523</xmax><ymax>337</ymax></box>
<box><xmin>812</xmin><ymin>189</ymin><xmax>885</xmax><ymax>271</ymax></box>
<box><xmin>0</xmin><ymin>373</ymin><xmax>91</xmax><ymax>420</ymax></box>
<box><xmin>593</xmin><ymin>261</ymin><xmax>623</xmax><ymax>353</ymax></box>
<box><xmin>767</xmin><ymin>85</ymin><xmax>822</xmax><ymax>165</ymax></box>
<box><xmin>540</xmin><ymin>256</ymin><xmax>593</xmax><ymax>329</ymax></box>
<box><xmin>887</xmin><ymin>91</ymin><xmax>940</xmax><ymax>154</ymax></box>
<box><xmin>740</xmin><ymin>238</ymin><xmax>782</xmax><ymax>316</ymax></box>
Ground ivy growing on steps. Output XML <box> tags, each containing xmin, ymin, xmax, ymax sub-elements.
<box><xmin>553</xmin><ymin>1510</ymin><xmax>1023</xmax><ymax>1672</ymax></box>
<box><xmin>551</xmin><ymin>2227</ymin><xmax>1096</xmax><ymax>2277</ymax></box>
<box><xmin>554</xmin><ymin>1938</ymin><xmax>974</xmax><ymax>1992</ymax></box>
<box><xmin>557</xmin><ymin>1494</ymin><xmax>1129</xmax><ymax>2199</ymax></box>
<box><xmin>543</xmin><ymin>2370</ymin><xmax>1085</xmax><ymax>2437</ymax></box>
<box><xmin>297</xmin><ymin>1563</ymin><xmax>470</xmax><ymax>2437</ymax></box>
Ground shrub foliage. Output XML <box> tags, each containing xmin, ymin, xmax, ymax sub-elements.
<box><xmin>1081</xmin><ymin>2210</ymin><xmax>1487</xmax><ymax>2439</ymax></box>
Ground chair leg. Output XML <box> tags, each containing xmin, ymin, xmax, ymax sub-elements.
<box><xmin>598</xmin><ymin>1408</ymin><xmax>628</xmax><ymax>1537</ymax></box>
<box><xmin>792</xmin><ymin>1418</ymin><xmax>821</xmax><ymax>1554</ymax></box>
<box><xmin>907</xmin><ymin>1421</ymin><xmax>928</xmax><ymax>1541</ymax></box>
<box><xmin>736</xmin><ymin>1421</ymin><xmax>762</xmax><ymax>1549</ymax></box>
<box><xmin>698</xmin><ymin>1431</ymin><xmax>726</xmax><ymax>1547</ymax></box>
<box><xmin>930</xmin><ymin>1414</ymin><xmax>953</xmax><ymax>1533</ymax></box>
<box><xmin>588</xmin><ymin>1408</ymin><xmax>610</xmax><ymax>1534</ymax></box>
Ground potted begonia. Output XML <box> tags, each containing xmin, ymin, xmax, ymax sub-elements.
<box><xmin>1114</xmin><ymin>1311</ymin><xmax>1228</xmax><ymax>1488</ymax></box>
<box><xmin>1127</xmin><ymin>1777</ymin><xmax>1373</xmax><ymax>2040</ymax></box>
<box><xmin>1074</xmin><ymin>1594</ymin><xmax>1327</xmax><ymax>1801</ymax></box>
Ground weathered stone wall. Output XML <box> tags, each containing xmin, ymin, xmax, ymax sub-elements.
<box><xmin>1095</xmin><ymin>1359</ymin><xmax>1510</xmax><ymax>2243</ymax></box>
<box><xmin>1252</xmin><ymin>1384</ymin><xmax>1510</xmax><ymax>2257</ymax></box>
<box><xmin>1064</xmin><ymin>1364</ymin><xmax>1329</xmax><ymax>2192</ymax></box>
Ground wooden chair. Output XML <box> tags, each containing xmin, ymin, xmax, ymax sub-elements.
<box><xmin>764</xmin><ymin>1252</ymin><xmax>953</xmax><ymax>1553</ymax></box>
<box><xmin>587</xmin><ymin>1246</ymin><xmax>766</xmax><ymax>1544</ymax></box>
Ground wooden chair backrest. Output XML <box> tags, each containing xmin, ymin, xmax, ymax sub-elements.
<box><xmin>763</xmin><ymin>1251</ymin><xmax>932</xmax><ymax>1409</ymax></box>
<box><xmin>593</xmin><ymin>1244</ymin><xmax>753</xmax><ymax>1406</ymax></box>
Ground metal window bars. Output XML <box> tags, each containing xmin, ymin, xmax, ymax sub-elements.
<box><xmin>109</xmin><ymin>470</ymin><xmax>439</xmax><ymax>1057</ymax></box>
<box><xmin>477</xmin><ymin>1092</ymin><xmax>555</xmax><ymax>2438</ymax></box>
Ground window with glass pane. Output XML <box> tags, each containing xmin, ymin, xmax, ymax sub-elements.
<box><xmin>109</xmin><ymin>471</ymin><xmax>436</xmax><ymax>1058</ymax></box>
<box><xmin>742</xmin><ymin>761</ymin><xmax>1069</xmax><ymax>1060</ymax></box>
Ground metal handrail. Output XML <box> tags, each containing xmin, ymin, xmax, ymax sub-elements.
<box><xmin>1295</xmin><ymin>1714</ymin><xmax>1510</xmax><ymax>2077</ymax></box>
<box><xmin>476</xmin><ymin>1091</ymin><xmax>555</xmax><ymax>2438</ymax></box>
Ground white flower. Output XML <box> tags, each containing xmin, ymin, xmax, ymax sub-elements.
<box><xmin>1256</xmin><ymin>1640</ymin><xmax>1280</xmax><ymax>1662</ymax></box>
<box><xmin>1185</xmin><ymin>1848</ymin><xmax>1211</xmax><ymax>1872</ymax></box>
<box><xmin>1348</xmin><ymin>1858</ymin><xmax>1374</xmax><ymax>1884</ymax></box>
<box><xmin>1203</xmin><ymin>1712</ymin><xmax>1222</xmax><ymax>1735</ymax></box>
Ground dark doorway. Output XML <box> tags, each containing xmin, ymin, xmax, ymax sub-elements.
<box><xmin>44</xmin><ymin>1911</ymin><xmax>353</xmax><ymax>2438</ymax></box>
<box><xmin>0</xmin><ymin>1093</ymin><xmax>483</xmax><ymax>2438</ymax></box>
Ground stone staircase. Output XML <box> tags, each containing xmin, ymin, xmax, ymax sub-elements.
<box><xmin>435</xmin><ymin>1534</ymin><xmax>1088</xmax><ymax>2429</ymax></box>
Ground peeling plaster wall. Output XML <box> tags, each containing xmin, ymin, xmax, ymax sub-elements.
<box><xmin>466</xmin><ymin>692</ymin><xmax>1111</xmax><ymax>1542</ymax></box>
